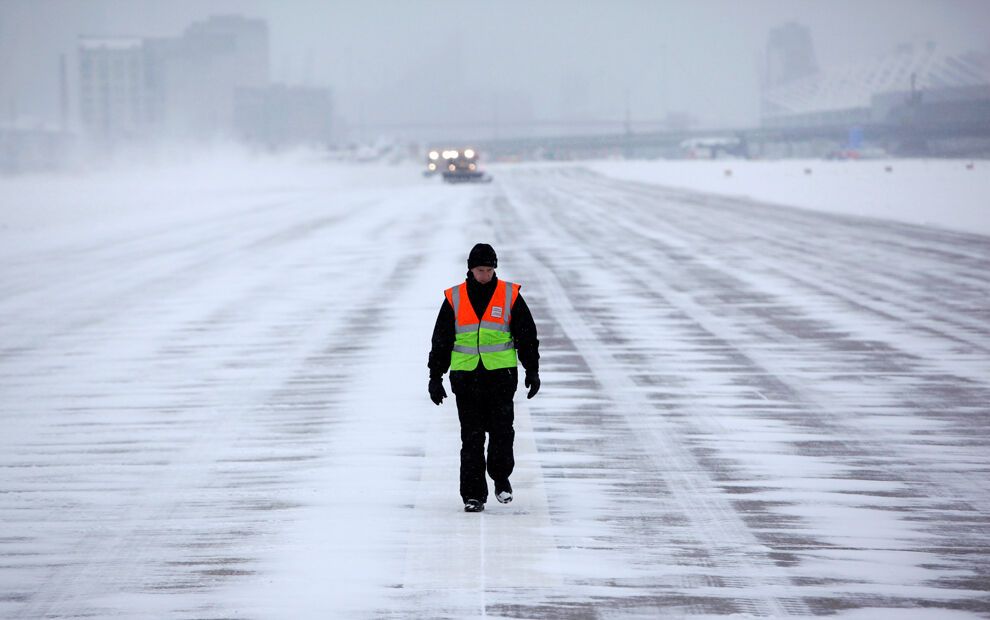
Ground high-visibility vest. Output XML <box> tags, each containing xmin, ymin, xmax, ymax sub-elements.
<box><xmin>445</xmin><ymin>279</ymin><xmax>520</xmax><ymax>371</ymax></box>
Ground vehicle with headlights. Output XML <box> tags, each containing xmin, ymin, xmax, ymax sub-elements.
<box><xmin>425</xmin><ymin>147</ymin><xmax>491</xmax><ymax>183</ymax></box>
<box><xmin>424</xmin><ymin>149</ymin><xmax>443</xmax><ymax>176</ymax></box>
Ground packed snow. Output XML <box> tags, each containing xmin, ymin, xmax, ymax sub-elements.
<box><xmin>588</xmin><ymin>158</ymin><xmax>990</xmax><ymax>236</ymax></box>
<box><xmin>1</xmin><ymin>151</ymin><xmax>989</xmax><ymax>619</ymax></box>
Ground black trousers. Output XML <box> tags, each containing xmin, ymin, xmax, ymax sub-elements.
<box><xmin>450</xmin><ymin>368</ymin><xmax>517</xmax><ymax>503</ymax></box>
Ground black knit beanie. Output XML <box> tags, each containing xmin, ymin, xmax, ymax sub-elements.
<box><xmin>467</xmin><ymin>243</ymin><xmax>497</xmax><ymax>269</ymax></box>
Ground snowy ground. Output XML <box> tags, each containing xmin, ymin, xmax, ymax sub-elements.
<box><xmin>2</xmin><ymin>153</ymin><xmax>989</xmax><ymax>618</ymax></box>
<box><xmin>588</xmin><ymin>158</ymin><xmax>990</xmax><ymax>236</ymax></box>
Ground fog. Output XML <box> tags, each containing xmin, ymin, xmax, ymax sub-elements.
<box><xmin>2</xmin><ymin>0</ymin><xmax>989</xmax><ymax>142</ymax></box>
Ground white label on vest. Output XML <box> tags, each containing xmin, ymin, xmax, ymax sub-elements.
<box><xmin>491</xmin><ymin>306</ymin><xmax>503</xmax><ymax>318</ymax></box>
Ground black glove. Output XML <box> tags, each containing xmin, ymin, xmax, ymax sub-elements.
<box><xmin>524</xmin><ymin>371</ymin><xmax>540</xmax><ymax>399</ymax></box>
<box><xmin>428</xmin><ymin>377</ymin><xmax>447</xmax><ymax>405</ymax></box>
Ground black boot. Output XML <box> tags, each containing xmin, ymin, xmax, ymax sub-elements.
<box><xmin>495</xmin><ymin>480</ymin><xmax>513</xmax><ymax>504</ymax></box>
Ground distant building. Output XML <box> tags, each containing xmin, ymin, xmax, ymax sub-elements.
<box><xmin>77</xmin><ymin>15</ymin><xmax>270</xmax><ymax>143</ymax></box>
<box><xmin>168</xmin><ymin>15</ymin><xmax>269</xmax><ymax>138</ymax></box>
<box><xmin>142</xmin><ymin>37</ymin><xmax>183</xmax><ymax>134</ymax></box>
<box><xmin>765</xmin><ymin>22</ymin><xmax>818</xmax><ymax>88</ymax></box>
<box><xmin>762</xmin><ymin>43</ymin><xmax>990</xmax><ymax>128</ymax></box>
<box><xmin>0</xmin><ymin>124</ymin><xmax>74</xmax><ymax>173</ymax></box>
<box><xmin>78</xmin><ymin>38</ymin><xmax>149</xmax><ymax>140</ymax></box>
<box><xmin>234</xmin><ymin>84</ymin><xmax>333</xmax><ymax>147</ymax></box>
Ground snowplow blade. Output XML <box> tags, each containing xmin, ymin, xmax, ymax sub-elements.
<box><xmin>442</xmin><ymin>171</ymin><xmax>491</xmax><ymax>184</ymax></box>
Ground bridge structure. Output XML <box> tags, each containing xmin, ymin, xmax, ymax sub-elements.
<box><xmin>355</xmin><ymin>103</ymin><xmax>990</xmax><ymax>161</ymax></box>
<box><xmin>468</xmin><ymin>102</ymin><xmax>990</xmax><ymax>160</ymax></box>
<box><xmin>372</xmin><ymin>46</ymin><xmax>990</xmax><ymax>160</ymax></box>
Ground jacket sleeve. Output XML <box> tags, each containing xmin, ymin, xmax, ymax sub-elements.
<box><xmin>510</xmin><ymin>293</ymin><xmax>540</xmax><ymax>374</ymax></box>
<box><xmin>428</xmin><ymin>299</ymin><xmax>454</xmax><ymax>379</ymax></box>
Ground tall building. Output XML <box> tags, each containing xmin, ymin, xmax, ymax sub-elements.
<box><xmin>141</xmin><ymin>37</ymin><xmax>182</xmax><ymax>134</ymax></box>
<box><xmin>765</xmin><ymin>22</ymin><xmax>818</xmax><ymax>88</ymax></box>
<box><xmin>169</xmin><ymin>15</ymin><xmax>269</xmax><ymax>138</ymax></box>
<box><xmin>78</xmin><ymin>38</ymin><xmax>148</xmax><ymax>140</ymax></box>
<box><xmin>77</xmin><ymin>15</ymin><xmax>270</xmax><ymax>142</ymax></box>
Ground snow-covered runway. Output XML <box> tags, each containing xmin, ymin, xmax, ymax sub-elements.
<box><xmin>2</xmin><ymin>159</ymin><xmax>988</xmax><ymax>618</ymax></box>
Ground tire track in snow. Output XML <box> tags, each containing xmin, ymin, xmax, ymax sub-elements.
<box><xmin>496</xmin><ymin>166</ymin><xmax>990</xmax><ymax>616</ymax></box>
<box><xmin>496</xmin><ymin>179</ymin><xmax>807</xmax><ymax>616</ymax></box>
<box><xmin>2</xmin><ymin>184</ymin><xmax>451</xmax><ymax>619</ymax></box>
<box><xmin>569</xmin><ymin>169</ymin><xmax>990</xmax><ymax>357</ymax></box>
<box><xmin>0</xmin><ymin>194</ymin><xmax>382</xmax><ymax>362</ymax></box>
<box><xmin>523</xmin><ymin>167</ymin><xmax>990</xmax><ymax>495</ymax></box>
<box><xmin>526</xmin><ymin>169</ymin><xmax>990</xmax><ymax>512</ymax></box>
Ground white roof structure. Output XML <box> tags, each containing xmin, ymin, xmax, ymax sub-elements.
<box><xmin>763</xmin><ymin>44</ymin><xmax>990</xmax><ymax>119</ymax></box>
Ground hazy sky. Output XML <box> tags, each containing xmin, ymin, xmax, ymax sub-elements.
<box><xmin>2</xmin><ymin>0</ymin><xmax>988</xmax><ymax>138</ymax></box>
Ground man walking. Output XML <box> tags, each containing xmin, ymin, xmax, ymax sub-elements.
<box><xmin>428</xmin><ymin>243</ymin><xmax>540</xmax><ymax>513</ymax></box>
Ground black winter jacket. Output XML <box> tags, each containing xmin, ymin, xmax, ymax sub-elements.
<box><xmin>428</xmin><ymin>273</ymin><xmax>540</xmax><ymax>390</ymax></box>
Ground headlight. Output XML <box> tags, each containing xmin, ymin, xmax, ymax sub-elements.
<box><xmin>428</xmin><ymin>163</ymin><xmax>436</xmax><ymax>170</ymax></box>
<box><xmin>448</xmin><ymin>163</ymin><xmax>456</xmax><ymax>171</ymax></box>
<box><xmin>464</xmin><ymin>149</ymin><xmax>475</xmax><ymax>158</ymax></box>
<box><xmin>429</xmin><ymin>151</ymin><xmax>439</xmax><ymax>160</ymax></box>
<box><xmin>468</xmin><ymin>163</ymin><xmax>476</xmax><ymax>170</ymax></box>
